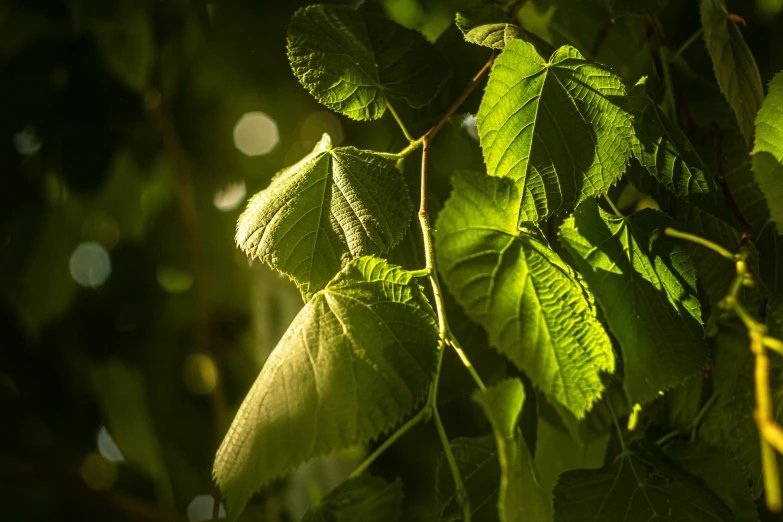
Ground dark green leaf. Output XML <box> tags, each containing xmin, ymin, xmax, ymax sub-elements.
<box><xmin>214</xmin><ymin>257</ymin><xmax>438</xmax><ymax>518</ymax></box>
<box><xmin>302</xmin><ymin>475</ymin><xmax>403</xmax><ymax>522</ymax></box>
<box><xmin>477</xmin><ymin>39</ymin><xmax>633</xmax><ymax>222</ymax></box>
<box><xmin>559</xmin><ymin>199</ymin><xmax>708</xmax><ymax>406</ymax></box>
<box><xmin>236</xmin><ymin>135</ymin><xmax>413</xmax><ymax>296</ymax></box>
<box><xmin>751</xmin><ymin>71</ymin><xmax>783</xmax><ymax>232</ymax></box>
<box><xmin>436</xmin><ymin>171</ymin><xmax>615</xmax><ymax>417</ymax></box>
<box><xmin>473</xmin><ymin>378</ymin><xmax>553</xmax><ymax>522</ymax></box>
<box><xmin>287</xmin><ymin>4</ymin><xmax>451</xmax><ymax>120</ymax></box>
<box><xmin>93</xmin><ymin>8</ymin><xmax>155</xmax><ymax>93</ymax></box>
<box><xmin>553</xmin><ymin>440</ymin><xmax>735</xmax><ymax>521</ymax></box>
<box><xmin>436</xmin><ymin>436</ymin><xmax>501</xmax><ymax>522</ymax></box>
<box><xmin>606</xmin><ymin>0</ymin><xmax>670</xmax><ymax>17</ymax></box>
<box><xmin>700</xmin><ymin>0</ymin><xmax>765</xmax><ymax>145</ymax></box>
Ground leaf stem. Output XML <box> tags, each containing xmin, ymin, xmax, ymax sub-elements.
<box><xmin>664</xmin><ymin>227</ymin><xmax>736</xmax><ymax>261</ymax></box>
<box><xmin>672</xmin><ymin>28</ymin><xmax>704</xmax><ymax>61</ymax></box>
<box><xmin>447</xmin><ymin>334</ymin><xmax>486</xmax><ymax>392</ymax></box>
<box><xmin>603</xmin><ymin>194</ymin><xmax>623</xmax><ymax>217</ymax></box>
<box><xmin>607</xmin><ymin>400</ymin><xmax>627</xmax><ymax>452</ymax></box>
<box><xmin>349</xmin><ymin>408</ymin><xmax>427</xmax><ymax>479</ymax></box>
<box><xmin>655</xmin><ymin>392</ymin><xmax>720</xmax><ymax>446</ymax></box>
<box><xmin>387</xmin><ymin>102</ymin><xmax>414</xmax><ymax>142</ymax></box>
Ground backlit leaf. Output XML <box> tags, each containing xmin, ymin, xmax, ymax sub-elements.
<box><xmin>302</xmin><ymin>475</ymin><xmax>403</xmax><ymax>522</ymax></box>
<box><xmin>477</xmin><ymin>39</ymin><xmax>633</xmax><ymax>222</ymax></box>
<box><xmin>214</xmin><ymin>257</ymin><xmax>438</xmax><ymax>518</ymax></box>
<box><xmin>700</xmin><ymin>0</ymin><xmax>764</xmax><ymax>145</ymax></box>
<box><xmin>559</xmin><ymin>199</ymin><xmax>708</xmax><ymax>406</ymax></box>
<box><xmin>751</xmin><ymin>71</ymin><xmax>783</xmax><ymax>232</ymax></box>
<box><xmin>435</xmin><ymin>171</ymin><xmax>615</xmax><ymax>418</ymax></box>
<box><xmin>473</xmin><ymin>378</ymin><xmax>552</xmax><ymax>522</ymax></box>
<box><xmin>455</xmin><ymin>4</ymin><xmax>521</xmax><ymax>50</ymax></box>
<box><xmin>287</xmin><ymin>4</ymin><xmax>451</xmax><ymax>121</ymax></box>
<box><xmin>236</xmin><ymin>134</ymin><xmax>412</xmax><ymax>296</ymax></box>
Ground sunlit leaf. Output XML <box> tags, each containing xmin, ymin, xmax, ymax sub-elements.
<box><xmin>751</xmin><ymin>71</ymin><xmax>783</xmax><ymax>233</ymax></box>
<box><xmin>214</xmin><ymin>257</ymin><xmax>438</xmax><ymax>518</ymax></box>
<box><xmin>553</xmin><ymin>440</ymin><xmax>736</xmax><ymax>521</ymax></box>
<box><xmin>559</xmin><ymin>199</ymin><xmax>708</xmax><ymax>406</ymax></box>
<box><xmin>436</xmin><ymin>171</ymin><xmax>615</xmax><ymax>418</ymax></box>
<box><xmin>473</xmin><ymin>378</ymin><xmax>552</xmax><ymax>522</ymax></box>
<box><xmin>456</xmin><ymin>4</ymin><xmax>521</xmax><ymax>49</ymax></box>
<box><xmin>287</xmin><ymin>4</ymin><xmax>451</xmax><ymax>121</ymax></box>
<box><xmin>302</xmin><ymin>475</ymin><xmax>403</xmax><ymax>522</ymax></box>
<box><xmin>236</xmin><ymin>134</ymin><xmax>412</xmax><ymax>296</ymax></box>
<box><xmin>477</xmin><ymin>39</ymin><xmax>633</xmax><ymax>222</ymax></box>
<box><xmin>700</xmin><ymin>0</ymin><xmax>764</xmax><ymax>145</ymax></box>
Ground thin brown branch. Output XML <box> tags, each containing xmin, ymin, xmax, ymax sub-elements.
<box><xmin>710</xmin><ymin>124</ymin><xmax>753</xmax><ymax>240</ymax></box>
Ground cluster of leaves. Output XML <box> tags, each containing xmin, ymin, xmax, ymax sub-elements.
<box><xmin>215</xmin><ymin>1</ymin><xmax>783</xmax><ymax>521</ymax></box>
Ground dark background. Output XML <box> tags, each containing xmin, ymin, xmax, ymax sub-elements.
<box><xmin>1</xmin><ymin>0</ymin><xmax>782</xmax><ymax>521</ymax></box>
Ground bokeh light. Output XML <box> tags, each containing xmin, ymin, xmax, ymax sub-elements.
<box><xmin>462</xmin><ymin>114</ymin><xmax>479</xmax><ymax>141</ymax></box>
<box><xmin>233</xmin><ymin>111</ymin><xmax>279</xmax><ymax>156</ymax></box>
<box><xmin>69</xmin><ymin>242</ymin><xmax>112</xmax><ymax>288</ymax></box>
<box><xmin>213</xmin><ymin>180</ymin><xmax>247</xmax><ymax>212</ymax></box>
<box><xmin>187</xmin><ymin>494</ymin><xmax>226</xmax><ymax>521</ymax></box>
<box><xmin>156</xmin><ymin>266</ymin><xmax>194</xmax><ymax>294</ymax></box>
<box><xmin>300</xmin><ymin>111</ymin><xmax>343</xmax><ymax>145</ymax></box>
<box><xmin>13</xmin><ymin>127</ymin><xmax>41</xmax><ymax>156</ymax></box>
<box><xmin>96</xmin><ymin>425</ymin><xmax>125</xmax><ymax>463</ymax></box>
<box><xmin>80</xmin><ymin>453</ymin><xmax>117</xmax><ymax>491</ymax></box>
<box><xmin>182</xmin><ymin>354</ymin><xmax>219</xmax><ymax>395</ymax></box>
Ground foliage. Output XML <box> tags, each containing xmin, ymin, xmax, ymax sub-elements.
<box><xmin>4</xmin><ymin>1</ymin><xmax>783</xmax><ymax>522</ymax></box>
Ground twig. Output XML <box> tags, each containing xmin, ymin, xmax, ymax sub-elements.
<box><xmin>710</xmin><ymin>125</ymin><xmax>753</xmax><ymax>240</ymax></box>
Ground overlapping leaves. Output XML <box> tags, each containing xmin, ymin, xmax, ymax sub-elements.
<box><xmin>559</xmin><ymin>199</ymin><xmax>707</xmax><ymax>406</ymax></box>
<box><xmin>287</xmin><ymin>4</ymin><xmax>451</xmax><ymax>121</ymax></box>
<box><xmin>213</xmin><ymin>257</ymin><xmax>438</xmax><ymax>518</ymax></box>
<box><xmin>477</xmin><ymin>38</ymin><xmax>633</xmax><ymax>222</ymax></box>
<box><xmin>236</xmin><ymin>134</ymin><xmax>412</xmax><ymax>296</ymax></box>
<box><xmin>435</xmin><ymin>171</ymin><xmax>615</xmax><ymax>418</ymax></box>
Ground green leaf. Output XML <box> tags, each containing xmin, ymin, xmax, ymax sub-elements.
<box><xmin>455</xmin><ymin>4</ymin><xmax>521</xmax><ymax>50</ymax></box>
<box><xmin>214</xmin><ymin>257</ymin><xmax>438</xmax><ymax>518</ymax></box>
<box><xmin>553</xmin><ymin>440</ymin><xmax>735</xmax><ymax>521</ymax></box>
<box><xmin>700</xmin><ymin>320</ymin><xmax>783</xmax><ymax>497</ymax></box>
<box><xmin>435</xmin><ymin>171</ymin><xmax>615</xmax><ymax>417</ymax></box>
<box><xmin>476</xmin><ymin>39</ymin><xmax>633</xmax><ymax>222</ymax></box>
<box><xmin>700</xmin><ymin>0</ymin><xmax>765</xmax><ymax>146</ymax></box>
<box><xmin>628</xmin><ymin>79</ymin><xmax>729</xmax><ymax>221</ymax></box>
<box><xmin>93</xmin><ymin>8</ymin><xmax>155</xmax><ymax>93</ymax></box>
<box><xmin>751</xmin><ymin>71</ymin><xmax>783</xmax><ymax>232</ymax></box>
<box><xmin>559</xmin><ymin>199</ymin><xmax>708</xmax><ymax>406</ymax></box>
<box><xmin>287</xmin><ymin>4</ymin><xmax>451</xmax><ymax>121</ymax></box>
<box><xmin>473</xmin><ymin>378</ymin><xmax>553</xmax><ymax>522</ymax></box>
<box><xmin>606</xmin><ymin>0</ymin><xmax>670</xmax><ymax>17</ymax></box>
<box><xmin>302</xmin><ymin>475</ymin><xmax>403</xmax><ymax>522</ymax></box>
<box><xmin>436</xmin><ymin>436</ymin><xmax>501</xmax><ymax>522</ymax></box>
<box><xmin>236</xmin><ymin>135</ymin><xmax>413</xmax><ymax>296</ymax></box>
<box><xmin>664</xmin><ymin>441</ymin><xmax>759</xmax><ymax>522</ymax></box>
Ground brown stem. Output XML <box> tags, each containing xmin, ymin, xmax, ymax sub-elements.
<box><xmin>710</xmin><ymin>124</ymin><xmax>753</xmax><ymax>240</ymax></box>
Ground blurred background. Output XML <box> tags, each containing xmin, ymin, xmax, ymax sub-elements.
<box><xmin>1</xmin><ymin>0</ymin><xmax>782</xmax><ymax>521</ymax></box>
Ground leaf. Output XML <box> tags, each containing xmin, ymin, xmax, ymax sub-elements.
<box><xmin>436</xmin><ymin>436</ymin><xmax>501</xmax><ymax>522</ymax></box>
<box><xmin>93</xmin><ymin>8</ymin><xmax>155</xmax><ymax>93</ymax></box>
<box><xmin>700</xmin><ymin>0</ymin><xmax>765</xmax><ymax>145</ymax></box>
<box><xmin>751</xmin><ymin>71</ymin><xmax>783</xmax><ymax>232</ymax></box>
<box><xmin>236</xmin><ymin>134</ymin><xmax>413</xmax><ymax>296</ymax></box>
<box><xmin>473</xmin><ymin>378</ymin><xmax>553</xmax><ymax>522</ymax></box>
<box><xmin>628</xmin><ymin>79</ymin><xmax>729</xmax><ymax>221</ymax></box>
<box><xmin>213</xmin><ymin>257</ymin><xmax>439</xmax><ymax>518</ymax></box>
<box><xmin>553</xmin><ymin>440</ymin><xmax>736</xmax><ymax>521</ymax></box>
<box><xmin>559</xmin><ymin>199</ymin><xmax>708</xmax><ymax>406</ymax></box>
<box><xmin>476</xmin><ymin>39</ymin><xmax>633</xmax><ymax>222</ymax></box>
<box><xmin>699</xmin><ymin>320</ymin><xmax>783</xmax><ymax>497</ymax></box>
<box><xmin>663</xmin><ymin>441</ymin><xmax>759</xmax><ymax>522</ymax></box>
<box><xmin>302</xmin><ymin>475</ymin><xmax>403</xmax><ymax>522</ymax></box>
<box><xmin>606</xmin><ymin>0</ymin><xmax>671</xmax><ymax>17</ymax></box>
<box><xmin>287</xmin><ymin>4</ymin><xmax>451</xmax><ymax>121</ymax></box>
<box><xmin>455</xmin><ymin>4</ymin><xmax>521</xmax><ymax>50</ymax></box>
<box><xmin>435</xmin><ymin>171</ymin><xmax>615</xmax><ymax>417</ymax></box>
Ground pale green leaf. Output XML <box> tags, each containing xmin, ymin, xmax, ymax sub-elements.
<box><xmin>436</xmin><ymin>436</ymin><xmax>501</xmax><ymax>522</ymax></box>
<box><xmin>699</xmin><ymin>320</ymin><xmax>783</xmax><ymax>497</ymax></box>
<box><xmin>700</xmin><ymin>0</ymin><xmax>765</xmax><ymax>145</ymax></box>
<box><xmin>236</xmin><ymin>135</ymin><xmax>413</xmax><ymax>296</ymax></box>
<box><xmin>455</xmin><ymin>4</ymin><xmax>521</xmax><ymax>50</ymax></box>
<box><xmin>553</xmin><ymin>441</ymin><xmax>735</xmax><ymax>521</ymax></box>
<box><xmin>559</xmin><ymin>199</ymin><xmax>708</xmax><ymax>406</ymax></box>
<box><xmin>477</xmin><ymin>39</ymin><xmax>633</xmax><ymax>222</ymax></box>
<box><xmin>473</xmin><ymin>378</ymin><xmax>553</xmax><ymax>522</ymax></box>
<box><xmin>435</xmin><ymin>171</ymin><xmax>615</xmax><ymax>417</ymax></box>
<box><xmin>214</xmin><ymin>257</ymin><xmax>438</xmax><ymax>518</ymax></box>
<box><xmin>664</xmin><ymin>441</ymin><xmax>759</xmax><ymax>522</ymax></box>
<box><xmin>287</xmin><ymin>4</ymin><xmax>451</xmax><ymax>121</ymax></box>
<box><xmin>751</xmin><ymin>71</ymin><xmax>783</xmax><ymax>232</ymax></box>
<box><xmin>606</xmin><ymin>0</ymin><xmax>670</xmax><ymax>17</ymax></box>
<box><xmin>302</xmin><ymin>475</ymin><xmax>403</xmax><ymax>522</ymax></box>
